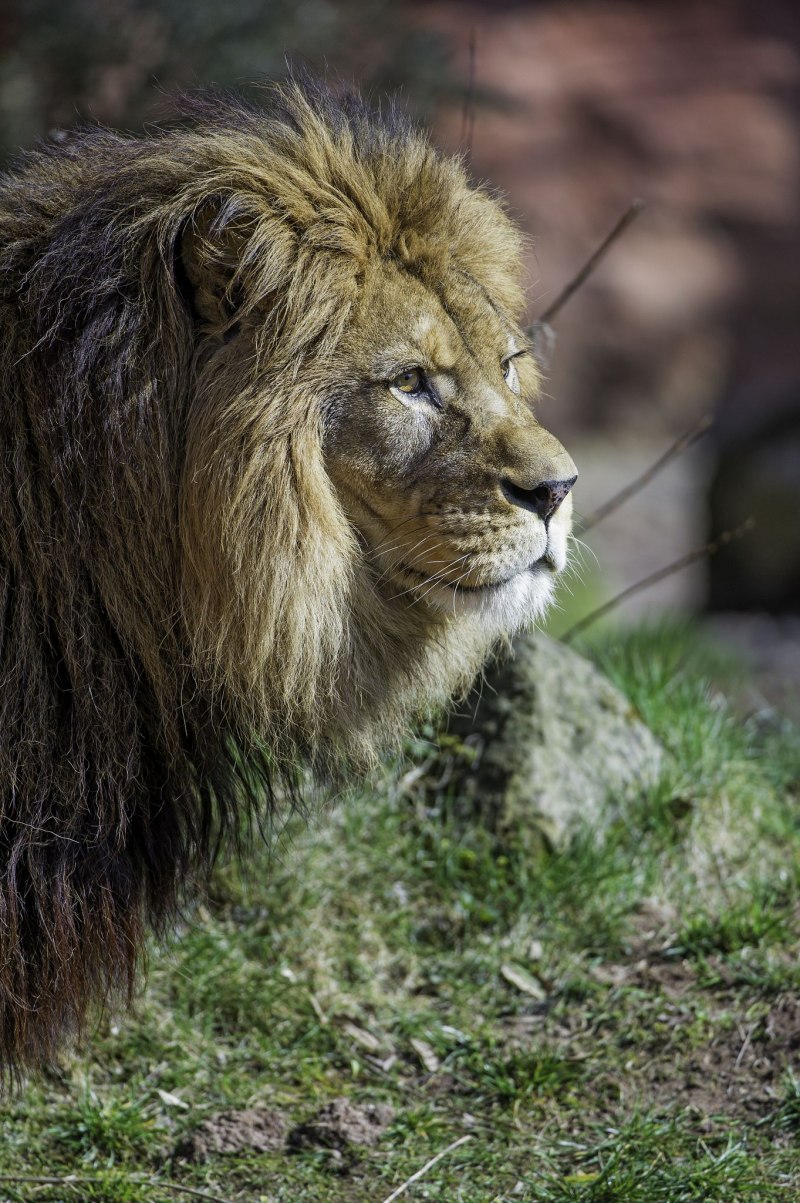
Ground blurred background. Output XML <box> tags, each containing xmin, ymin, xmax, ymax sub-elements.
<box><xmin>2</xmin><ymin>0</ymin><xmax>798</xmax><ymax>708</ymax></box>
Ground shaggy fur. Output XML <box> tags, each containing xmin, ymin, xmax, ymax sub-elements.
<box><xmin>0</xmin><ymin>78</ymin><xmax>573</xmax><ymax>1073</ymax></box>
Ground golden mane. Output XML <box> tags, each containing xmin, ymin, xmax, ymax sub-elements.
<box><xmin>174</xmin><ymin>83</ymin><xmax>525</xmax><ymax>761</ymax></box>
<box><xmin>0</xmin><ymin>78</ymin><xmax>527</xmax><ymax>1072</ymax></box>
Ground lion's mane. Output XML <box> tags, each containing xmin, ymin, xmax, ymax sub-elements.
<box><xmin>0</xmin><ymin>79</ymin><xmax>525</xmax><ymax>1071</ymax></box>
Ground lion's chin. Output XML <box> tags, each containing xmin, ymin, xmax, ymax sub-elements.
<box><xmin>421</xmin><ymin>563</ymin><xmax>557</xmax><ymax>634</ymax></box>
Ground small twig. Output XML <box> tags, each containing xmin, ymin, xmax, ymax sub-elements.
<box><xmin>560</xmin><ymin>519</ymin><xmax>756</xmax><ymax>643</ymax></box>
<box><xmin>0</xmin><ymin>1174</ymin><xmax>235</xmax><ymax>1203</ymax></box>
<box><xmin>535</xmin><ymin>198</ymin><xmax>646</xmax><ymax>327</ymax></box>
<box><xmin>380</xmin><ymin>1134</ymin><xmax>473</xmax><ymax>1203</ymax></box>
<box><xmin>461</xmin><ymin>28</ymin><xmax>477</xmax><ymax>156</ymax></box>
<box><xmin>579</xmin><ymin>413</ymin><xmax>714</xmax><ymax>533</ymax></box>
<box><xmin>527</xmin><ymin>200</ymin><xmax>644</xmax><ymax>370</ymax></box>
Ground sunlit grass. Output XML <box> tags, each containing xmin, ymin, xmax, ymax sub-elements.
<box><xmin>0</xmin><ymin>624</ymin><xmax>798</xmax><ymax>1201</ymax></box>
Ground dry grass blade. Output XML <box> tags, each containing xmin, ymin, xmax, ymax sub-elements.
<box><xmin>560</xmin><ymin>519</ymin><xmax>756</xmax><ymax>643</ymax></box>
<box><xmin>578</xmin><ymin>413</ymin><xmax>714</xmax><ymax>534</ymax></box>
<box><xmin>380</xmin><ymin>1134</ymin><xmax>473</xmax><ymax>1203</ymax></box>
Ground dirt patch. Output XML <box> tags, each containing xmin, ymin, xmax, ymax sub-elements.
<box><xmin>288</xmin><ymin>1097</ymin><xmax>395</xmax><ymax>1151</ymax></box>
<box><xmin>763</xmin><ymin>993</ymin><xmax>800</xmax><ymax>1054</ymax></box>
<box><xmin>555</xmin><ymin>945</ymin><xmax>800</xmax><ymax>1127</ymax></box>
<box><xmin>632</xmin><ymin>993</ymin><xmax>800</xmax><ymax>1124</ymax></box>
<box><xmin>175</xmin><ymin>1108</ymin><xmax>287</xmax><ymax>1161</ymax></box>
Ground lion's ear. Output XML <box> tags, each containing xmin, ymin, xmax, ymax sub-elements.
<box><xmin>177</xmin><ymin>203</ymin><xmax>248</xmax><ymax>329</ymax></box>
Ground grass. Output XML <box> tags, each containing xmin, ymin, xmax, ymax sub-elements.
<box><xmin>1</xmin><ymin>623</ymin><xmax>798</xmax><ymax>1201</ymax></box>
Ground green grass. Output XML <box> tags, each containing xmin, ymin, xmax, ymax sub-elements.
<box><xmin>1</xmin><ymin>623</ymin><xmax>799</xmax><ymax>1201</ymax></box>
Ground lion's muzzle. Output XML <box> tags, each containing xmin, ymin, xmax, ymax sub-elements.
<box><xmin>501</xmin><ymin>472</ymin><xmax>578</xmax><ymax>525</ymax></box>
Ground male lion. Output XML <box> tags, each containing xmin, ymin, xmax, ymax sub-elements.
<box><xmin>0</xmin><ymin>79</ymin><xmax>576</xmax><ymax>1072</ymax></box>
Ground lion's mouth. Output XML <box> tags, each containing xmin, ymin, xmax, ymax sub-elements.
<box><xmin>434</xmin><ymin>556</ymin><xmax>556</xmax><ymax>595</ymax></box>
<box><xmin>392</xmin><ymin>552</ymin><xmax>557</xmax><ymax>597</ymax></box>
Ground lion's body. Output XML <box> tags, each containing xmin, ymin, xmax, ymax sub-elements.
<box><xmin>0</xmin><ymin>80</ymin><xmax>574</xmax><ymax>1072</ymax></box>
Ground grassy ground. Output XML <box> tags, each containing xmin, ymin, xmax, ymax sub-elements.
<box><xmin>1</xmin><ymin>625</ymin><xmax>798</xmax><ymax>1202</ymax></box>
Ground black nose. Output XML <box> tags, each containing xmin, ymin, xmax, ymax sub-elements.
<box><xmin>501</xmin><ymin>475</ymin><xmax>577</xmax><ymax>523</ymax></box>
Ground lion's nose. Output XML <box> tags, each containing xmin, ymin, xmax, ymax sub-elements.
<box><xmin>501</xmin><ymin>474</ymin><xmax>577</xmax><ymax>524</ymax></box>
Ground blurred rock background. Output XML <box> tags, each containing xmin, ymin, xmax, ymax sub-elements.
<box><xmin>2</xmin><ymin>0</ymin><xmax>798</xmax><ymax>706</ymax></box>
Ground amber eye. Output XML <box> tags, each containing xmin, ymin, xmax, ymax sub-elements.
<box><xmin>391</xmin><ymin>367</ymin><xmax>424</xmax><ymax>395</ymax></box>
<box><xmin>502</xmin><ymin>356</ymin><xmax>521</xmax><ymax>395</ymax></box>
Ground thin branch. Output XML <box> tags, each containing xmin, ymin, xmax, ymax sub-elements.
<box><xmin>0</xmin><ymin>1174</ymin><xmax>236</xmax><ymax>1203</ymax></box>
<box><xmin>560</xmin><ymin>519</ymin><xmax>756</xmax><ymax>643</ymax></box>
<box><xmin>380</xmin><ymin>1134</ymin><xmax>473</xmax><ymax>1203</ymax></box>
<box><xmin>535</xmin><ymin>198</ymin><xmax>646</xmax><ymax>327</ymax></box>
<box><xmin>460</xmin><ymin>28</ymin><xmax>477</xmax><ymax>157</ymax></box>
<box><xmin>578</xmin><ymin>413</ymin><xmax>714</xmax><ymax>533</ymax></box>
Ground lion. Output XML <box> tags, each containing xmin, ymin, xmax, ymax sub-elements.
<box><xmin>0</xmin><ymin>78</ymin><xmax>576</xmax><ymax>1073</ymax></box>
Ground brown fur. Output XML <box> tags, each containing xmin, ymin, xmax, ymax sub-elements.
<box><xmin>0</xmin><ymin>78</ymin><xmax>574</xmax><ymax>1074</ymax></box>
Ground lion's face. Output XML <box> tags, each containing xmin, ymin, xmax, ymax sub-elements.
<box><xmin>323</xmin><ymin>262</ymin><xmax>576</xmax><ymax>631</ymax></box>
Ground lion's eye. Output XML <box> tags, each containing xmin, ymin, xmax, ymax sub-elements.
<box><xmin>391</xmin><ymin>367</ymin><xmax>424</xmax><ymax>395</ymax></box>
<box><xmin>502</xmin><ymin>356</ymin><xmax>521</xmax><ymax>395</ymax></box>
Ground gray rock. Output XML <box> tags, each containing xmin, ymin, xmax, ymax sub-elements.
<box><xmin>447</xmin><ymin>634</ymin><xmax>662</xmax><ymax>846</ymax></box>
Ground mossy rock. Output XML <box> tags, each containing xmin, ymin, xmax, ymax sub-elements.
<box><xmin>447</xmin><ymin>633</ymin><xmax>663</xmax><ymax>847</ymax></box>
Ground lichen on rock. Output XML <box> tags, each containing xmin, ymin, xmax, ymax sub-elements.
<box><xmin>447</xmin><ymin>634</ymin><xmax>663</xmax><ymax>847</ymax></box>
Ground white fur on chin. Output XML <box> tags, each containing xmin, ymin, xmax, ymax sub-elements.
<box><xmin>422</xmin><ymin>511</ymin><xmax>570</xmax><ymax>634</ymax></box>
<box><xmin>424</xmin><ymin>565</ymin><xmax>557</xmax><ymax>634</ymax></box>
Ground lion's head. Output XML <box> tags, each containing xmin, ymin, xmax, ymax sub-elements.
<box><xmin>325</xmin><ymin>256</ymin><xmax>576</xmax><ymax>625</ymax></box>
<box><xmin>175</xmin><ymin>82</ymin><xmax>576</xmax><ymax>762</ymax></box>
<box><xmin>0</xmin><ymin>78</ymin><xmax>574</xmax><ymax>1069</ymax></box>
